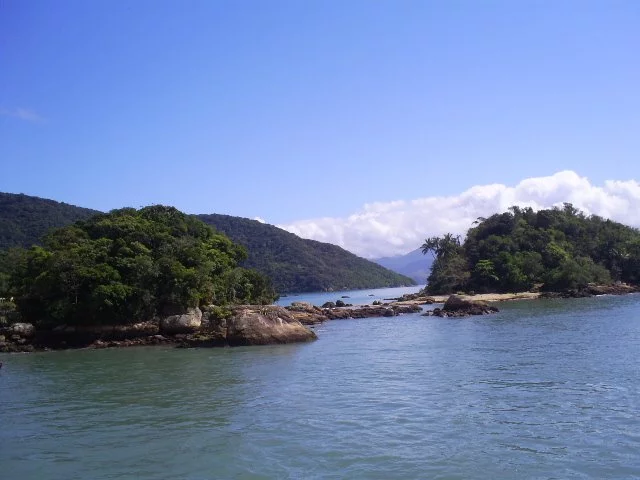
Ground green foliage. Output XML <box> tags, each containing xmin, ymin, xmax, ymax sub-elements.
<box><xmin>0</xmin><ymin>192</ymin><xmax>415</xmax><ymax>295</ymax></box>
<box><xmin>470</xmin><ymin>259</ymin><xmax>499</xmax><ymax>291</ymax></box>
<box><xmin>198</xmin><ymin>214</ymin><xmax>415</xmax><ymax>293</ymax></box>
<box><xmin>543</xmin><ymin>257</ymin><xmax>611</xmax><ymax>291</ymax></box>
<box><xmin>7</xmin><ymin>206</ymin><xmax>277</xmax><ymax>327</ymax></box>
<box><xmin>426</xmin><ymin>253</ymin><xmax>470</xmax><ymax>294</ymax></box>
<box><xmin>421</xmin><ymin>234</ymin><xmax>462</xmax><ymax>258</ymax></box>
<box><xmin>203</xmin><ymin>305</ymin><xmax>233</xmax><ymax>321</ymax></box>
<box><xmin>423</xmin><ymin>204</ymin><xmax>640</xmax><ymax>294</ymax></box>
<box><xmin>0</xmin><ymin>193</ymin><xmax>99</xmax><ymax>250</ymax></box>
<box><xmin>0</xmin><ymin>299</ymin><xmax>19</xmax><ymax>326</ymax></box>
<box><xmin>421</xmin><ymin>233</ymin><xmax>469</xmax><ymax>294</ymax></box>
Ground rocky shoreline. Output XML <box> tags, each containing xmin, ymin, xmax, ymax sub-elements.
<box><xmin>0</xmin><ymin>301</ymin><xmax>424</xmax><ymax>353</ymax></box>
<box><xmin>393</xmin><ymin>282</ymin><xmax>640</xmax><ymax>306</ymax></box>
<box><xmin>421</xmin><ymin>294</ymin><xmax>499</xmax><ymax>318</ymax></box>
<box><xmin>2</xmin><ymin>283</ymin><xmax>638</xmax><ymax>353</ymax></box>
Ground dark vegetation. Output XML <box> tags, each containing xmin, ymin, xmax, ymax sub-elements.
<box><xmin>197</xmin><ymin>214</ymin><xmax>415</xmax><ymax>292</ymax></box>
<box><xmin>4</xmin><ymin>206</ymin><xmax>277</xmax><ymax>327</ymax></box>
<box><xmin>0</xmin><ymin>193</ymin><xmax>99</xmax><ymax>250</ymax></box>
<box><xmin>0</xmin><ymin>193</ymin><xmax>413</xmax><ymax>307</ymax></box>
<box><xmin>422</xmin><ymin>204</ymin><xmax>640</xmax><ymax>294</ymax></box>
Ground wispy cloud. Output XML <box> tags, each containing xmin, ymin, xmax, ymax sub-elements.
<box><xmin>279</xmin><ymin>171</ymin><xmax>640</xmax><ymax>259</ymax></box>
<box><xmin>0</xmin><ymin>107</ymin><xmax>45</xmax><ymax>123</ymax></box>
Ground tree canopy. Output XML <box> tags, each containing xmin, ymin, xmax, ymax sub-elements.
<box><xmin>7</xmin><ymin>206</ymin><xmax>277</xmax><ymax>327</ymax></box>
<box><xmin>423</xmin><ymin>204</ymin><xmax>640</xmax><ymax>294</ymax></box>
<box><xmin>0</xmin><ymin>192</ymin><xmax>99</xmax><ymax>250</ymax></box>
<box><xmin>0</xmin><ymin>192</ymin><xmax>414</xmax><ymax>295</ymax></box>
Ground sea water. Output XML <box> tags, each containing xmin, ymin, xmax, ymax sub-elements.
<box><xmin>276</xmin><ymin>284</ymin><xmax>425</xmax><ymax>307</ymax></box>
<box><xmin>2</xmin><ymin>292</ymin><xmax>640</xmax><ymax>479</ymax></box>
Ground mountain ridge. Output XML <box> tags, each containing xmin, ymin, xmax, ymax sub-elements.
<box><xmin>197</xmin><ymin>213</ymin><xmax>415</xmax><ymax>292</ymax></box>
<box><xmin>0</xmin><ymin>192</ymin><xmax>414</xmax><ymax>293</ymax></box>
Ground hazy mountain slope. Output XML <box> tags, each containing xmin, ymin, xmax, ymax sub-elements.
<box><xmin>197</xmin><ymin>214</ymin><xmax>416</xmax><ymax>293</ymax></box>
<box><xmin>373</xmin><ymin>248</ymin><xmax>433</xmax><ymax>284</ymax></box>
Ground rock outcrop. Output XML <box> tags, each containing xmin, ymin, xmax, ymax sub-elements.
<box><xmin>0</xmin><ymin>322</ymin><xmax>36</xmax><ymax>352</ymax></box>
<box><xmin>283</xmin><ymin>302</ymin><xmax>421</xmax><ymax>324</ymax></box>
<box><xmin>224</xmin><ymin>306</ymin><xmax>317</xmax><ymax>346</ymax></box>
<box><xmin>8</xmin><ymin>322</ymin><xmax>35</xmax><ymax>338</ymax></box>
<box><xmin>159</xmin><ymin>308</ymin><xmax>202</xmax><ymax>334</ymax></box>
<box><xmin>541</xmin><ymin>283</ymin><xmax>640</xmax><ymax>298</ymax></box>
<box><xmin>0</xmin><ymin>306</ymin><xmax>317</xmax><ymax>352</ymax></box>
<box><xmin>587</xmin><ymin>283</ymin><xmax>640</xmax><ymax>295</ymax></box>
<box><xmin>423</xmin><ymin>295</ymin><xmax>499</xmax><ymax>318</ymax></box>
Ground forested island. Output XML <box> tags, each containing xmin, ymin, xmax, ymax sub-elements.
<box><xmin>0</xmin><ymin>206</ymin><xmax>322</xmax><ymax>351</ymax></box>
<box><xmin>3</xmin><ymin>205</ymin><xmax>279</xmax><ymax>324</ymax></box>
<box><xmin>422</xmin><ymin>204</ymin><xmax>640</xmax><ymax>295</ymax></box>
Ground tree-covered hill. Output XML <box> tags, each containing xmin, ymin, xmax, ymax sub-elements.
<box><xmin>0</xmin><ymin>192</ymin><xmax>415</xmax><ymax>294</ymax></box>
<box><xmin>422</xmin><ymin>204</ymin><xmax>640</xmax><ymax>294</ymax></box>
<box><xmin>7</xmin><ymin>206</ymin><xmax>277</xmax><ymax>327</ymax></box>
<box><xmin>0</xmin><ymin>193</ymin><xmax>99</xmax><ymax>250</ymax></box>
<box><xmin>197</xmin><ymin>214</ymin><xmax>415</xmax><ymax>293</ymax></box>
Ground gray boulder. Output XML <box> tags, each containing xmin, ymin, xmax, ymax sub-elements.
<box><xmin>159</xmin><ymin>308</ymin><xmax>202</xmax><ymax>334</ymax></box>
<box><xmin>226</xmin><ymin>306</ymin><xmax>317</xmax><ymax>346</ymax></box>
<box><xmin>9</xmin><ymin>322</ymin><xmax>35</xmax><ymax>338</ymax></box>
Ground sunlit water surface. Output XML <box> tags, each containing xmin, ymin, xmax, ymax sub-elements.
<box><xmin>2</xmin><ymin>292</ymin><xmax>640</xmax><ymax>479</ymax></box>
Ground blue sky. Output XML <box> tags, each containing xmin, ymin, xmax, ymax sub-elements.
<box><xmin>1</xmin><ymin>1</ymin><xmax>639</xmax><ymax>234</ymax></box>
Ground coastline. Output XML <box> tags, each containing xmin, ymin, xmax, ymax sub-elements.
<box><xmin>393</xmin><ymin>283</ymin><xmax>640</xmax><ymax>306</ymax></box>
<box><xmin>393</xmin><ymin>291</ymin><xmax>541</xmax><ymax>306</ymax></box>
<box><xmin>2</xmin><ymin>283</ymin><xmax>639</xmax><ymax>354</ymax></box>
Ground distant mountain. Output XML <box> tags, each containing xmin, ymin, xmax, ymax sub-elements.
<box><xmin>197</xmin><ymin>214</ymin><xmax>416</xmax><ymax>293</ymax></box>
<box><xmin>373</xmin><ymin>248</ymin><xmax>433</xmax><ymax>284</ymax></box>
<box><xmin>0</xmin><ymin>193</ymin><xmax>99</xmax><ymax>250</ymax></box>
<box><xmin>0</xmin><ymin>192</ymin><xmax>415</xmax><ymax>294</ymax></box>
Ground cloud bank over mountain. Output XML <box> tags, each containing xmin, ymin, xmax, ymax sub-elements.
<box><xmin>279</xmin><ymin>171</ymin><xmax>640</xmax><ymax>259</ymax></box>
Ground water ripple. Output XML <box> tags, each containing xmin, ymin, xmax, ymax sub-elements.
<box><xmin>2</xmin><ymin>296</ymin><xmax>640</xmax><ymax>478</ymax></box>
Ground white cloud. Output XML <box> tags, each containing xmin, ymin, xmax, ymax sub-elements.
<box><xmin>0</xmin><ymin>107</ymin><xmax>45</xmax><ymax>123</ymax></box>
<box><xmin>253</xmin><ymin>216</ymin><xmax>266</xmax><ymax>224</ymax></box>
<box><xmin>278</xmin><ymin>171</ymin><xmax>640</xmax><ymax>259</ymax></box>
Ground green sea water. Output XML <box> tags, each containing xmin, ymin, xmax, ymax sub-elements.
<box><xmin>2</xmin><ymin>293</ymin><xmax>640</xmax><ymax>479</ymax></box>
